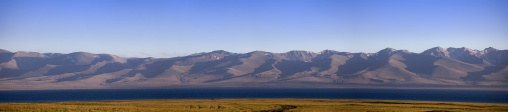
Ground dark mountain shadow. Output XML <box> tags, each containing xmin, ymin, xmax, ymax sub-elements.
<box><xmin>0</xmin><ymin>52</ymin><xmax>14</xmax><ymax>63</ymax></box>
<box><xmin>107</xmin><ymin>54</ymin><xmax>241</xmax><ymax>83</ymax></box>
<box><xmin>274</xmin><ymin>60</ymin><xmax>312</xmax><ymax>77</ymax></box>
<box><xmin>14</xmin><ymin>57</ymin><xmax>47</xmax><ymax>70</ymax></box>
<box><xmin>189</xmin><ymin>60</ymin><xmax>224</xmax><ymax>74</ymax></box>
<box><xmin>95</xmin><ymin>63</ymin><xmax>129</xmax><ymax>74</ymax></box>
<box><xmin>369</xmin><ymin>78</ymin><xmax>384</xmax><ymax>83</ymax></box>
<box><xmin>106</xmin><ymin>59</ymin><xmax>178</xmax><ymax>83</ymax></box>
<box><xmin>204</xmin><ymin>59</ymin><xmax>276</xmax><ymax>83</ymax></box>
<box><xmin>447</xmin><ymin>48</ymin><xmax>485</xmax><ymax>64</ymax></box>
<box><xmin>46</xmin><ymin>53</ymin><xmax>102</xmax><ymax>66</ymax></box>
<box><xmin>498</xmin><ymin>51</ymin><xmax>508</xmax><ymax>66</ymax></box>
<box><xmin>136</xmin><ymin>59</ymin><xmax>178</xmax><ymax>78</ymax></box>
<box><xmin>367</xmin><ymin>56</ymin><xmax>390</xmax><ymax>71</ymax></box>
<box><xmin>402</xmin><ymin>54</ymin><xmax>439</xmax><ymax>74</ymax></box>
<box><xmin>282</xmin><ymin>51</ymin><xmax>317</xmax><ymax>61</ymax></box>
<box><xmin>334</xmin><ymin>53</ymin><xmax>390</xmax><ymax>75</ymax></box>
<box><xmin>0</xmin><ymin>68</ymin><xmax>25</xmax><ymax>78</ymax></box>
<box><xmin>463</xmin><ymin>66</ymin><xmax>506</xmax><ymax>81</ymax></box>
<box><xmin>335</xmin><ymin>56</ymin><xmax>370</xmax><ymax>75</ymax></box>
<box><xmin>126</xmin><ymin>58</ymin><xmax>147</xmax><ymax>67</ymax></box>
<box><xmin>250</xmin><ymin>59</ymin><xmax>277</xmax><ymax>75</ymax></box>
<box><xmin>189</xmin><ymin>56</ymin><xmax>242</xmax><ymax>75</ymax></box>
<box><xmin>44</xmin><ymin>65</ymin><xmax>91</xmax><ymax>76</ymax></box>
<box><xmin>455</xmin><ymin>55</ymin><xmax>484</xmax><ymax>65</ymax></box>
<box><xmin>367</xmin><ymin>61</ymin><xmax>388</xmax><ymax>71</ymax></box>
<box><xmin>311</xmin><ymin>58</ymin><xmax>332</xmax><ymax>72</ymax></box>
<box><xmin>105</xmin><ymin>55</ymin><xmax>211</xmax><ymax>83</ymax></box>
<box><xmin>45</xmin><ymin>55</ymin><xmax>75</xmax><ymax>65</ymax></box>
<box><xmin>365</xmin><ymin>48</ymin><xmax>400</xmax><ymax>71</ymax></box>
<box><xmin>56</xmin><ymin>62</ymin><xmax>128</xmax><ymax>82</ymax></box>
<box><xmin>105</xmin><ymin>77</ymin><xmax>124</xmax><ymax>84</ymax></box>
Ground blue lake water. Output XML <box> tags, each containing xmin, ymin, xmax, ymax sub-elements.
<box><xmin>0</xmin><ymin>88</ymin><xmax>507</xmax><ymax>103</ymax></box>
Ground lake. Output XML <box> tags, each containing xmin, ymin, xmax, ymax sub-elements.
<box><xmin>0</xmin><ymin>88</ymin><xmax>507</xmax><ymax>103</ymax></box>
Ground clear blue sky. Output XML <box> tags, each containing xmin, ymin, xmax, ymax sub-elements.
<box><xmin>1</xmin><ymin>0</ymin><xmax>507</xmax><ymax>58</ymax></box>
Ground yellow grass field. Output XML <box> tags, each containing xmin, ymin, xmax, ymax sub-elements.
<box><xmin>1</xmin><ymin>99</ymin><xmax>507</xmax><ymax>112</ymax></box>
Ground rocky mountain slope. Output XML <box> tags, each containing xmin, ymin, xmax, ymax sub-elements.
<box><xmin>0</xmin><ymin>47</ymin><xmax>507</xmax><ymax>90</ymax></box>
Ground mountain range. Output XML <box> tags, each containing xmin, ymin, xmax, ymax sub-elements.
<box><xmin>0</xmin><ymin>47</ymin><xmax>507</xmax><ymax>90</ymax></box>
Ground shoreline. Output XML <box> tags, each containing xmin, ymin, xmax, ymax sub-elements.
<box><xmin>1</xmin><ymin>88</ymin><xmax>506</xmax><ymax>104</ymax></box>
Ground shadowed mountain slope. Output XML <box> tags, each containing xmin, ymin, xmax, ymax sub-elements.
<box><xmin>0</xmin><ymin>47</ymin><xmax>507</xmax><ymax>90</ymax></box>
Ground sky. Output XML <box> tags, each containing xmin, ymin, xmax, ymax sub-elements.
<box><xmin>1</xmin><ymin>0</ymin><xmax>507</xmax><ymax>58</ymax></box>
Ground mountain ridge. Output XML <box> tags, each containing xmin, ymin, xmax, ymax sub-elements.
<box><xmin>0</xmin><ymin>47</ymin><xmax>507</xmax><ymax>90</ymax></box>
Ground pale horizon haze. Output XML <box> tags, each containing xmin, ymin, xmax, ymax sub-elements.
<box><xmin>1</xmin><ymin>0</ymin><xmax>507</xmax><ymax>58</ymax></box>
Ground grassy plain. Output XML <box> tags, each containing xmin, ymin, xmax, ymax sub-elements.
<box><xmin>0</xmin><ymin>99</ymin><xmax>507</xmax><ymax>112</ymax></box>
